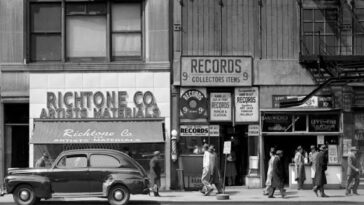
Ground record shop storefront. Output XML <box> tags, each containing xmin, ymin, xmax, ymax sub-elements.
<box><xmin>29</xmin><ymin>72</ymin><xmax>171</xmax><ymax>189</ymax></box>
<box><xmin>178</xmin><ymin>56</ymin><xmax>260</xmax><ymax>189</ymax></box>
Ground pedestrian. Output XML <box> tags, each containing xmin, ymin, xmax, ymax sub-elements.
<box><xmin>313</xmin><ymin>145</ymin><xmax>329</xmax><ymax>197</ymax></box>
<box><xmin>208</xmin><ymin>145</ymin><xmax>223</xmax><ymax>195</ymax></box>
<box><xmin>201</xmin><ymin>143</ymin><xmax>211</xmax><ymax>195</ymax></box>
<box><xmin>149</xmin><ymin>150</ymin><xmax>162</xmax><ymax>197</ymax></box>
<box><xmin>263</xmin><ymin>147</ymin><xmax>276</xmax><ymax>195</ymax></box>
<box><xmin>225</xmin><ymin>149</ymin><xmax>237</xmax><ymax>186</ymax></box>
<box><xmin>308</xmin><ymin>145</ymin><xmax>318</xmax><ymax>187</ymax></box>
<box><xmin>35</xmin><ymin>152</ymin><xmax>50</xmax><ymax>168</ymax></box>
<box><xmin>294</xmin><ymin>146</ymin><xmax>306</xmax><ymax>190</ymax></box>
<box><xmin>345</xmin><ymin>146</ymin><xmax>361</xmax><ymax>196</ymax></box>
<box><xmin>268</xmin><ymin>150</ymin><xmax>285</xmax><ymax>198</ymax></box>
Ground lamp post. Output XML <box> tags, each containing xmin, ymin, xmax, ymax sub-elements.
<box><xmin>171</xmin><ymin>129</ymin><xmax>178</xmax><ymax>162</ymax></box>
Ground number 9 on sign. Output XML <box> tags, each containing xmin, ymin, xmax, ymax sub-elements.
<box><xmin>182</xmin><ymin>72</ymin><xmax>188</xmax><ymax>81</ymax></box>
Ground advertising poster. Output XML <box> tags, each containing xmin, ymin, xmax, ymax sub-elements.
<box><xmin>328</xmin><ymin>145</ymin><xmax>338</xmax><ymax>164</ymax></box>
<box><xmin>210</xmin><ymin>93</ymin><xmax>232</xmax><ymax>121</ymax></box>
<box><xmin>180</xmin><ymin>88</ymin><xmax>207</xmax><ymax>119</ymax></box>
<box><xmin>235</xmin><ymin>87</ymin><xmax>259</xmax><ymax>122</ymax></box>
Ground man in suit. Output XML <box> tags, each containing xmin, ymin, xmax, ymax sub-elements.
<box><xmin>268</xmin><ymin>150</ymin><xmax>285</xmax><ymax>198</ymax></box>
<box><xmin>345</xmin><ymin>146</ymin><xmax>361</xmax><ymax>196</ymax></box>
<box><xmin>313</xmin><ymin>145</ymin><xmax>328</xmax><ymax>197</ymax></box>
<box><xmin>149</xmin><ymin>151</ymin><xmax>162</xmax><ymax>197</ymax></box>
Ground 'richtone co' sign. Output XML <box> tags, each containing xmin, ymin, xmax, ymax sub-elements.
<box><xmin>40</xmin><ymin>91</ymin><xmax>160</xmax><ymax>119</ymax></box>
<box><xmin>181</xmin><ymin>57</ymin><xmax>252</xmax><ymax>86</ymax></box>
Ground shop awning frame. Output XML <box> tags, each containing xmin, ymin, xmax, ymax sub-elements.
<box><xmin>31</xmin><ymin>118</ymin><xmax>165</xmax><ymax>144</ymax></box>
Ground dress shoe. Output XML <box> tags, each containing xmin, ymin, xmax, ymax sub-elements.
<box><xmin>321</xmin><ymin>193</ymin><xmax>329</xmax><ymax>197</ymax></box>
<box><xmin>204</xmin><ymin>188</ymin><xmax>213</xmax><ymax>196</ymax></box>
<box><xmin>353</xmin><ymin>192</ymin><xmax>359</xmax><ymax>195</ymax></box>
<box><xmin>268</xmin><ymin>195</ymin><xmax>275</xmax><ymax>198</ymax></box>
<box><xmin>313</xmin><ymin>189</ymin><xmax>319</xmax><ymax>197</ymax></box>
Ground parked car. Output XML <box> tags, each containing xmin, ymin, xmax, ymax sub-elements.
<box><xmin>1</xmin><ymin>149</ymin><xmax>150</xmax><ymax>205</ymax></box>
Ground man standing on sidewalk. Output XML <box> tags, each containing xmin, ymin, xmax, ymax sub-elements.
<box><xmin>345</xmin><ymin>146</ymin><xmax>361</xmax><ymax>196</ymax></box>
<box><xmin>149</xmin><ymin>151</ymin><xmax>162</xmax><ymax>197</ymax></box>
<box><xmin>313</xmin><ymin>145</ymin><xmax>328</xmax><ymax>197</ymax></box>
<box><xmin>309</xmin><ymin>145</ymin><xmax>318</xmax><ymax>188</ymax></box>
<box><xmin>268</xmin><ymin>150</ymin><xmax>285</xmax><ymax>198</ymax></box>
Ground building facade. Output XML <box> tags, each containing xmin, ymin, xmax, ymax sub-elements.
<box><xmin>171</xmin><ymin>0</ymin><xmax>364</xmax><ymax>189</ymax></box>
<box><xmin>0</xmin><ymin>0</ymin><xmax>172</xmax><ymax>190</ymax></box>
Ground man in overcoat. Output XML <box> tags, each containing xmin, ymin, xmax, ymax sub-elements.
<box><xmin>345</xmin><ymin>146</ymin><xmax>361</xmax><ymax>196</ymax></box>
<box><xmin>294</xmin><ymin>146</ymin><xmax>306</xmax><ymax>190</ymax></box>
<box><xmin>149</xmin><ymin>151</ymin><xmax>162</xmax><ymax>197</ymax></box>
<box><xmin>313</xmin><ymin>145</ymin><xmax>328</xmax><ymax>197</ymax></box>
<box><xmin>268</xmin><ymin>150</ymin><xmax>285</xmax><ymax>198</ymax></box>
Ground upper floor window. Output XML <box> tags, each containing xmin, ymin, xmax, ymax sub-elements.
<box><xmin>302</xmin><ymin>8</ymin><xmax>338</xmax><ymax>55</ymax></box>
<box><xmin>29</xmin><ymin>0</ymin><xmax>143</xmax><ymax>62</ymax></box>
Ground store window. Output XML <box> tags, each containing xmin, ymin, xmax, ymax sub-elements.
<box><xmin>30</xmin><ymin>3</ymin><xmax>62</xmax><ymax>61</ymax></box>
<box><xmin>29</xmin><ymin>0</ymin><xmax>143</xmax><ymax>62</ymax></box>
<box><xmin>302</xmin><ymin>8</ymin><xmax>338</xmax><ymax>55</ymax></box>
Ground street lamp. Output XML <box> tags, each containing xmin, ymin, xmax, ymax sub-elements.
<box><xmin>171</xmin><ymin>129</ymin><xmax>178</xmax><ymax>162</ymax></box>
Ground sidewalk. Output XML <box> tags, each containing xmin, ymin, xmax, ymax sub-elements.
<box><xmin>0</xmin><ymin>187</ymin><xmax>363</xmax><ymax>204</ymax></box>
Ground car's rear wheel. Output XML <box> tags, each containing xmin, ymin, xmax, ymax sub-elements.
<box><xmin>13</xmin><ymin>184</ymin><xmax>38</xmax><ymax>205</ymax></box>
<box><xmin>108</xmin><ymin>185</ymin><xmax>130</xmax><ymax>205</ymax></box>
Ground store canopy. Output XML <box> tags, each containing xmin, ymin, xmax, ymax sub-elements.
<box><xmin>30</xmin><ymin>120</ymin><xmax>164</xmax><ymax>144</ymax></box>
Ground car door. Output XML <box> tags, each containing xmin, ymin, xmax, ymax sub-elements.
<box><xmin>48</xmin><ymin>154</ymin><xmax>91</xmax><ymax>193</ymax></box>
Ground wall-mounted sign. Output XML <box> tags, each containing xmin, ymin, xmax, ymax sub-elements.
<box><xmin>40</xmin><ymin>91</ymin><xmax>160</xmax><ymax>119</ymax></box>
<box><xmin>317</xmin><ymin>135</ymin><xmax>325</xmax><ymax>145</ymax></box>
<box><xmin>181</xmin><ymin>57</ymin><xmax>252</xmax><ymax>86</ymax></box>
<box><xmin>248</xmin><ymin>124</ymin><xmax>260</xmax><ymax>136</ymax></box>
<box><xmin>309</xmin><ymin>114</ymin><xmax>339</xmax><ymax>132</ymax></box>
<box><xmin>343</xmin><ymin>139</ymin><xmax>352</xmax><ymax>157</ymax></box>
<box><xmin>328</xmin><ymin>145</ymin><xmax>338</xmax><ymax>164</ymax></box>
<box><xmin>223</xmin><ymin>141</ymin><xmax>232</xmax><ymax>154</ymax></box>
<box><xmin>235</xmin><ymin>87</ymin><xmax>259</xmax><ymax>122</ymax></box>
<box><xmin>180</xmin><ymin>125</ymin><xmax>220</xmax><ymax>137</ymax></box>
<box><xmin>180</xmin><ymin>88</ymin><xmax>207</xmax><ymax>119</ymax></box>
<box><xmin>210</xmin><ymin>93</ymin><xmax>232</xmax><ymax>121</ymax></box>
<box><xmin>272</xmin><ymin>95</ymin><xmax>333</xmax><ymax>108</ymax></box>
<box><xmin>262</xmin><ymin>114</ymin><xmax>292</xmax><ymax>132</ymax></box>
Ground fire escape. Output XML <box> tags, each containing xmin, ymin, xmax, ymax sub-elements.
<box><xmin>281</xmin><ymin>0</ymin><xmax>364</xmax><ymax>107</ymax></box>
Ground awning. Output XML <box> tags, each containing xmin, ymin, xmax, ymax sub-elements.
<box><xmin>30</xmin><ymin>120</ymin><xmax>164</xmax><ymax>144</ymax></box>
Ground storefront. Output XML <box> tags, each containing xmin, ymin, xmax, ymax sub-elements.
<box><xmin>177</xmin><ymin>56</ymin><xmax>259</xmax><ymax>189</ymax></box>
<box><xmin>261</xmin><ymin>95</ymin><xmax>343</xmax><ymax>189</ymax></box>
<box><xmin>29</xmin><ymin>72</ymin><xmax>171</xmax><ymax>189</ymax></box>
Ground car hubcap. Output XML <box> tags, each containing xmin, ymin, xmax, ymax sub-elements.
<box><xmin>20</xmin><ymin>190</ymin><xmax>30</xmax><ymax>201</ymax></box>
<box><xmin>114</xmin><ymin>190</ymin><xmax>124</xmax><ymax>201</ymax></box>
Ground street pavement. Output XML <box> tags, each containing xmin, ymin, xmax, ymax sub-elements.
<box><xmin>0</xmin><ymin>187</ymin><xmax>363</xmax><ymax>205</ymax></box>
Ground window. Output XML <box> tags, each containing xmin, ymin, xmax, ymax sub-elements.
<box><xmin>29</xmin><ymin>0</ymin><xmax>143</xmax><ymax>62</ymax></box>
<box><xmin>90</xmin><ymin>154</ymin><xmax>120</xmax><ymax>168</ymax></box>
<box><xmin>56</xmin><ymin>155</ymin><xmax>87</xmax><ymax>168</ymax></box>
<box><xmin>302</xmin><ymin>9</ymin><xmax>338</xmax><ymax>55</ymax></box>
<box><xmin>354</xmin><ymin>8</ymin><xmax>364</xmax><ymax>55</ymax></box>
<box><xmin>30</xmin><ymin>3</ymin><xmax>61</xmax><ymax>61</ymax></box>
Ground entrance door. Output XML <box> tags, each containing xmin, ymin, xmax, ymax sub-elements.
<box><xmin>4</xmin><ymin>125</ymin><xmax>29</xmax><ymax>170</ymax></box>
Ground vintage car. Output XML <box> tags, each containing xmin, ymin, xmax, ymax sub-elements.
<box><xmin>1</xmin><ymin>149</ymin><xmax>150</xmax><ymax>205</ymax></box>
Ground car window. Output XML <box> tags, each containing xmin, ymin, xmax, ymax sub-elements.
<box><xmin>90</xmin><ymin>155</ymin><xmax>120</xmax><ymax>168</ymax></box>
<box><xmin>56</xmin><ymin>155</ymin><xmax>87</xmax><ymax>168</ymax></box>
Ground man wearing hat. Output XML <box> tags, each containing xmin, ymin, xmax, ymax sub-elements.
<box><xmin>268</xmin><ymin>150</ymin><xmax>285</xmax><ymax>198</ymax></box>
<box><xmin>313</xmin><ymin>145</ymin><xmax>329</xmax><ymax>197</ymax></box>
<box><xmin>149</xmin><ymin>151</ymin><xmax>162</xmax><ymax>197</ymax></box>
<box><xmin>345</xmin><ymin>146</ymin><xmax>361</xmax><ymax>196</ymax></box>
<box><xmin>309</xmin><ymin>145</ymin><xmax>319</xmax><ymax>187</ymax></box>
<box><xmin>35</xmin><ymin>152</ymin><xmax>50</xmax><ymax>168</ymax></box>
<box><xmin>294</xmin><ymin>145</ymin><xmax>306</xmax><ymax>190</ymax></box>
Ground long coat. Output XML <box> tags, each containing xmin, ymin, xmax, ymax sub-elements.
<box><xmin>313</xmin><ymin>150</ymin><xmax>328</xmax><ymax>186</ymax></box>
<box><xmin>294</xmin><ymin>152</ymin><xmax>306</xmax><ymax>182</ymax></box>
<box><xmin>271</xmin><ymin>156</ymin><xmax>284</xmax><ymax>188</ymax></box>
<box><xmin>347</xmin><ymin>152</ymin><xmax>359</xmax><ymax>176</ymax></box>
<box><xmin>149</xmin><ymin>156</ymin><xmax>161</xmax><ymax>186</ymax></box>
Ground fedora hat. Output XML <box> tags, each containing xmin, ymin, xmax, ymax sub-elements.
<box><xmin>350</xmin><ymin>146</ymin><xmax>359</xmax><ymax>151</ymax></box>
<box><xmin>319</xmin><ymin>145</ymin><xmax>327</xmax><ymax>151</ymax></box>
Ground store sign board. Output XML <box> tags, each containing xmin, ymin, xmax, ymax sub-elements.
<box><xmin>210</xmin><ymin>93</ymin><xmax>232</xmax><ymax>121</ymax></box>
<box><xmin>272</xmin><ymin>95</ymin><xmax>333</xmax><ymax>108</ymax></box>
<box><xmin>209</xmin><ymin>125</ymin><xmax>220</xmax><ymax>137</ymax></box>
<box><xmin>309</xmin><ymin>114</ymin><xmax>339</xmax><ymax>132</ymax></box>
<box><xmin>248</xmin><ymin>124</ymin><xmax>260</xmax><ymax>136</ymax></box>
<box><xmin>235</xmin><ymin>87</ymin><xmax>259</xmax><ymax>122</ymax></box>
<box><xmin>262</xmin><ymin>114</ymin><xmax>292</xmax><ymax>132</ymax></box>
<box><xmin>181</xmin><ymin>57</ymin><xmax>252</xmax><ymax>86</ymax></box>
<box><xmin>180</xmin><ymin>125</ymin><xmax>220</xmax><ymax>137</ymax></box>
<box><xmin>180</xmin><ymin>88</ymin><xmax>207</xmax><ymax>119</ymax></box>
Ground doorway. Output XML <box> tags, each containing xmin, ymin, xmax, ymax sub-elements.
<box><xmin>264</xmin><ymin>135</ymin><xmax>317</xmax><ymax>185</ymax></box>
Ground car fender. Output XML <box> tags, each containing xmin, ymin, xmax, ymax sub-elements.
<box><xmin>5</xmin><ymin>175</ymin><xmax>52</xmax><ymax>198</ymax></box>
<box><xmin>102</xmin><ymin>172</ymin><xmax>146</xmax><ymax>196</ymax></box>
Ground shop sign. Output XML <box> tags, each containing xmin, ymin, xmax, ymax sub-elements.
<box><xmin>209</xmin><ymin>125</ymin><xmax>220</xmax><ymax>137</ymax></box>
<box><xmin>272</xmin><ymin>95</ymin><xmax>333</xmax><ymax>108</ymax></box>
<box><xmin>262</xmin><ymin>114</ymin><xmax>292</xmax><ymax>132</ymax></box>
<box><xmin>181</xmin><ymin>57</ymin><xmax>252</xmax><ymax>86</ymax></box>
<box><xmin>210</xmin><ymin>93</ymin><xmax>232</xmax><ymax>121</ymax></box>
<box><xmin>180</xmin><ymin>125</ymin><xmax>209</xmax><ymax>137</ymax></box>
<box><xmin>309</xmin><ymin>114</ymin><xmax>339</xmax><ymax>132</ymax></box>
<box><xmin>235</xmin><ymin>87</ymin><xmax>259</xmax><ymax>122</ymax></box>
<box><xmin>180</xmin><ymin>88</ymin><xmax>207</xmax><ymax>119</ymax></box>
<box><xmin>40</xmin><ymin>91</ymin><xmax>160</xmax><ymax>119</ymax></box>
<box><xmin>317</xmin><ymin>135</ymin><xmax>325</xmax><ymax>145</ymax></box>
<box><xmin>248</xmin><ymin>124</ymin><xmax>260</xmax><ymax>136</ymax></box>
<box><xmin>223</xmin><ymin>141</ymin><xmax>232</xmax><ymax>154</ymax></box>
<box><xmin>328</xmin><ymin>145</ymin><xmax>338</xmax><ymax>164</ymax></box>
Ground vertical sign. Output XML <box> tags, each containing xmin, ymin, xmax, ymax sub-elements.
<box><xmin>328</xmin><ymin>145</ymin><xmax>338</xmax><ymax>164</ymax></box>
<box><xmin>343</xmin><ymin>139</ymin><xmax>352</xmax><ymax>157</ymax></box>
<box><xmin>210</xmin><ymin>93</ymin><xmax>232</xmax><ymax>121</ymax></box>
<box><xmin>317</xmin><ymin>135</ymin><xmax>325</xmax><ymax>144</ymax></box>
<box><xmin>223</xmin><ymin>141</ymin><xmax>232</xmax><ymax>154</ymax></box>
<box><xmin>235</xmin><ymin>87</ymin><xmax>259</xmax><ymax>122</ymax></box>
<box><xmin>209</xmin><ymin>125</ymin><xmax>220</xmax><ymax>137</ymax></box>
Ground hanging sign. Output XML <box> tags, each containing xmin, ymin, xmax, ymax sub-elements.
<box><xmin>210</xmin><ymin>93</ymin><xmax>232</xmax><ymax>121</ymax></box>
<box><xmin>235</xmin><ymin>87</ymin><xmax>259</xmax><ymax>122</ymax></box>
<box><xmin>180</xmin><ymin>88</ymin><xmax>207</xmax><ymax>119</ymax></box>
<box><xmin>181</xmin><ymin>57</ymin><xmax>252</xmax><ymax>86</ymax></box>
<box><xmin>223</xmin><ymin>141</ymin><xmax>232</xmax><ymax>154</ymax></box>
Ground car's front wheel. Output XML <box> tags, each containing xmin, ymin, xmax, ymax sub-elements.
<box><xmin>108</xmin><ymin>185</ymin><xmax>130</xmax><ymax>205</ymax></box>
<box><xmin>13</xmin><ymin>184</ymin><xmax>38</xmax><ymax>205</ymax></box>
